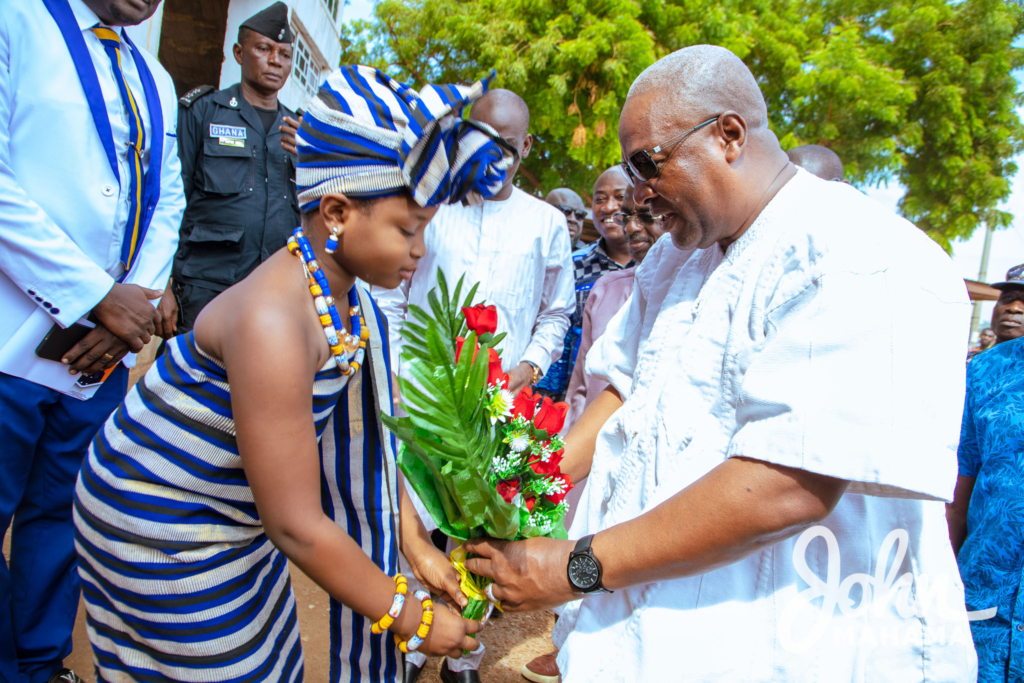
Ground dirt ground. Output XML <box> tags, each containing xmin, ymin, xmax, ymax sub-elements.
<box><xmin>2</xmin><ymin>341</ymin><xmax>556</xmax><ymax>682</ymax></box>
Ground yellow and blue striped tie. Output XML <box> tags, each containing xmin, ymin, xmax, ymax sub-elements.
<box><xmin>92</xmin><ymin>26</ymin><xmax>146</xmax><ymax>272</ymax></box>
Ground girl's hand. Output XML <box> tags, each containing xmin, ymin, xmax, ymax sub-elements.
<box><xmin>405</xmin><ymin>537</ymin><xmax>468</xmax><ymax>609</ymax></box>
<box><xmin>416</xmin><ymin>600</ymin><xmax>481</xmax><ymax>658</ymax></box>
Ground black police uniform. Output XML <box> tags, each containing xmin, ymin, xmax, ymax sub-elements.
<box><xmin>171</xmin><ymin>83</ymin><xmax>300</xmax><ymax>333</ymax></box>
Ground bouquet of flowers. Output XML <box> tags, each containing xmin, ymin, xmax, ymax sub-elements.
<box><xmin>380</xmin><ymin>269</ymin><xmax>573</xmax><ymax>623</ymax></box>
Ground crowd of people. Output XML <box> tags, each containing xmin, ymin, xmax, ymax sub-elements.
<box><xmin>2</xmin><ymin>1</ymin><xmax>1023</xmax><ymax>683</ymax></box>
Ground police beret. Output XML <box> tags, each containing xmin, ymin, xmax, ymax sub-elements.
<box><xmin>241</xmin><ymin>2</ymin><xmax>294</xmax><ymax>44</ymax></box>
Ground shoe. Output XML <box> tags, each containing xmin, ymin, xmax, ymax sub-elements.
<box><xmin>440</xmin><ymin>659</ymin><xmax>481</xmax><ymax>683</ymax></box>
<box><xmin>47</xmin><ymin>670</ymin><xmax>84</xmax><ymax>683</ymax></box>
<box><xmin>521</xmin><ymin>651</ymin><xmax>560</xmax><ymax>683</ymax></box>
<box><xmin>405</xmin><ymin>658</ymin><xmax>424</xmax><ymax>683</ymax></box>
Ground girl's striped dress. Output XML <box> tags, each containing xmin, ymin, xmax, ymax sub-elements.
<box><xmin>73</xmin><ymin>330</ymin><xmax>347</xmax><ymax>682</ymax></box>
<box><xmin>319</xmin><ymin>292</ymin><xmax>402</xmax><ymax>683</ymax></box>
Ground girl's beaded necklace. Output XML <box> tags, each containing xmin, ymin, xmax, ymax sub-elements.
<box><xmin>287</xmin><ymin>227</ymin><xmax>367</xmax><ymax>376</ymax></box>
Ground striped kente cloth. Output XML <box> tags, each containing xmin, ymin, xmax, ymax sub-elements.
<box><xmin>73</xmin><ymin>331</ymin><xmax>348</xmax><ymax>682</ymax></box>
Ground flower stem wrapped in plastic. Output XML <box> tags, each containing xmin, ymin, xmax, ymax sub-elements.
<box><xmin>380</xmin><ymin>269</ymin><xmax>573</xmax><ymax>627</ymax></box>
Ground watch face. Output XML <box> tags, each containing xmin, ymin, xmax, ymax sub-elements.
<box><xmin>568</xmin><ymin>555</ymin><xmax>600</xmax><ymax>590</ymax></box>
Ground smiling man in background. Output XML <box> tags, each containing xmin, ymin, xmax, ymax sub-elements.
<box><xmin>535</xmin><ymin>168</ymin><xmax>633</xmax><ymax>402</ymax></box>
<box><xmin>169</xmin><ymin>2</ymin><xmax>301</xmax><ymax>336</ymax></box>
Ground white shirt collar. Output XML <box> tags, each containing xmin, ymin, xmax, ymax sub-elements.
<box><xmin>67</xmin><ymin>0</ymin><xmax>116</xmax><ymax>33</ymax></box>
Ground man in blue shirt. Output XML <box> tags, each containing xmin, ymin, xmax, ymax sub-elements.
<box><xmin>949</xmin><ymin>263</ymin><xmax>1024</xmax><ymax>681</ymax></box>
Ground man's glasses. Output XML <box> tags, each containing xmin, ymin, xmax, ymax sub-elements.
<box><xmin>622</xmin><ymin>116</ymin><xmax>719</xmax><ymax>182</ymax></box>
<box><xmin>556</xmin><ymin>205</ymin><xmax>588</xmax><ymax>220</ymax></box>
<box><xmin>610</xmin><ymin>211</ymin><xmax>662</xmax><ymax>229</ymax></box>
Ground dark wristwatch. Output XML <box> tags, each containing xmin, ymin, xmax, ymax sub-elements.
<box><xmin>567</xmin><ymin>535</ymin><xmax>612</xmax><ymax>595</ymax></box>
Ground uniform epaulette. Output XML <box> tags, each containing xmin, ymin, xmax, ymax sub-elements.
<box><xmin>179</xmin><ymin>85</ymin><xmax>215</xmax><ymax>108</ymax></box>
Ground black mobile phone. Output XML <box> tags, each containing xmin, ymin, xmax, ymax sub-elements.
<box><xmin>35</xmin><ymin>321</ymin><xmax>95</xmax><ymax>362</ymax></box>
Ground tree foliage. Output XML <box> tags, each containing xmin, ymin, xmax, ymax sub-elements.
<box><xmin>341</xmin><ymin>0</ymin><xmax>1024</xmax><ymax>249</ymax></box>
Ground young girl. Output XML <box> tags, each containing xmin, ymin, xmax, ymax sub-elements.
<box><xmin>72</xmin><ymin>65</ymin><xmax>513</xmax><ymax>682</ymax></box>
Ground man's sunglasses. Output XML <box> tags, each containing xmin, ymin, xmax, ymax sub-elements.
<box><xmin>611</xmin><ymin>211</ymin><xmax>662</xmax><ymax>229</ymax></box>
<box><xmin>622</xmin><ymin>116</ymin><xmax>719</xmax><ymax>182</ymax></box>
<box><xmin>556</xmin><ymin>204</ymin><xmax>588</xmax><ymax>220</ymax></box>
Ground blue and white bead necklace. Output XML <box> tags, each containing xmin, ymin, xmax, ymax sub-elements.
<box><xmin>287</xmin><ymin>227</ymin><xmax>367</xmax><ymax>375</ymax></box>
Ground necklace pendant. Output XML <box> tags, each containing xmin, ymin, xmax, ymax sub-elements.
<box><xmin>341</xmin><ymin>332</ymin><xmax>360</xmax><ymax>354</ymax></box>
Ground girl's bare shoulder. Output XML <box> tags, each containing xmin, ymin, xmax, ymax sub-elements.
<box><xmin>194</xmin><ymin>251</ymin><xmax>324</xmax><ymax>369</ymax></box>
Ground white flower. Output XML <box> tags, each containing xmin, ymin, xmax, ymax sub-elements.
<box><xmin>486</xmin><ymin>388</ymin><xmax>515</xmax><ymax>425</ymax></box>
<box><xmin>508</xmin><ymin>434</ymin><xmax>531</xmax><ymax>453</ymax></box>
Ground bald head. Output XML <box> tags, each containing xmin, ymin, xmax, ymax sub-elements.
<box><xmin>470</xmin><ymin>88</ymin><xmax>530</xmax><ymax>138</ymax></box>
<box><xmin>546</xmin><ymin>188</ymin><xmax>586</xmax><ymax>246</ymax></box>
<box><xmin>787</xmin><ymin>144</ymin><xmax>844</xmax><ymax>181</ymax></box>
<box><xmin>545</xmin><ymin>187</ymin><xmax>584</xmax><ymax>207</ymax></box>
<box><xmin>618</xmin><ymin>45</ymin><xmax>793</xmax><ymax>252</ymax></box>
<box><xmin>627</xmin><ymin>45</ymin><xmax>768</xmax><ymax>129</ymax></box>
<box><xmin>468</xmin><ymin>88</ymin><xmax>532</xmax><ymax>199</ymax></box>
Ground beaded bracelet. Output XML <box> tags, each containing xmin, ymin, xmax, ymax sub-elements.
<box><xmin>370</xmin><ymin>574</ymin><xmax>408</xmax><ymax>634</ymax></box>
<box><xmin>395</xmin><ymin>590</ymin><xmax>433</xmax><ymax>653</ymax></box>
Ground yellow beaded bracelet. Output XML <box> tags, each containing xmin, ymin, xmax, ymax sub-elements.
<box><xmin>395</xmin><ymin>590</ymin><xmax>433</xmax><ymax>653</ymax></box>
<box><xmin>370</xmin><ymin>574</ymin><xmax>408</xmax><ymax>634</ymax></box>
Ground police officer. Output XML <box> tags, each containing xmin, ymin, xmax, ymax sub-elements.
<box><xmin>171</xmin><ymin>2</ymin><xmax>301</xmax><ymax>334</ymax></box>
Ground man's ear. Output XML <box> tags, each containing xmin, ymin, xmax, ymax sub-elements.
<box><xmin>718</xmin><ymin>112</ymin><xmax>747</xmax><ymax>164</ymax></box>
<box><xmin>521</xmin><ymin>134</ymin><xmax>533</xmax><ymax>160</ymax></box>
<box><xmin>232</xmin><ymin>42</ymin><xmax>243</xmax><ymax>66</ymax></box>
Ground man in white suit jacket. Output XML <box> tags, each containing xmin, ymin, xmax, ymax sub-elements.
<box><xmin>0</xmin><ymin>1</ymin><xmax>185</xmax><ymax>680</ymax></box>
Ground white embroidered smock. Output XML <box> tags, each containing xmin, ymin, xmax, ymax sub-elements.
<box><xmin>554</xmin><ymin>169</ymin><xmax>977</xmax><ymax>682</ymax></box>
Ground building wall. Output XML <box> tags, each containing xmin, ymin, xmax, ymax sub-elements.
<box><xmin>219</xmin><ymin>0</ymin><xmax>342</xmax><ymax>112</ymax></box>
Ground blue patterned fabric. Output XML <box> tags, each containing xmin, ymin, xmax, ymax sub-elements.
<box><xmin>321</xmin><ymin>288</ymin><xmax>403</xmax><ymax>683</ymax></box>
<box><xmin>73</xmin><ymin>332</ymin><xmax>348</xmax><ymax>682</ymax></box>
<box><xmin>958</xmin><ymin>336</ymin><xmax>1024</xmax><ymax>682</ymax></box>
<box><xmin>296</xmin><ymin>65</ymin><xmax>513</xmax><ymax>210</ymax></box>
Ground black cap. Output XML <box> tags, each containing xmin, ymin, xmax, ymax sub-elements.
<box><xmin>993</xmin><ymin>263</ymin><xmax>1024</xmax><ymax>290</ymax></box>
<box><xmin>240</xmin><ymin>2</ymin><xmax>294</xmax><ymax>44</ymax></box>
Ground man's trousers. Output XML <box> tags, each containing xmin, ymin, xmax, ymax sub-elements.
<box><xmin>0</xmin><ymin>367</ymin><xmax>128</xmax><ymax>683</ymax></box>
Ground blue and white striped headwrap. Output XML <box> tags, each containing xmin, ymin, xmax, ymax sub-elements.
<box><xmin>296</xmin><ymin>65</ymin><xmax>514</xmax><ymax>210</ymax></box>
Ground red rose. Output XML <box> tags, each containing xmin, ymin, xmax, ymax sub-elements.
<box><xmin>533</xmin><ymin>396</ymin><xmax>569</xmax><ymax>435</ymax></box>
<box><xmin>524</xmin><ymin>496</ymin><xmax>536</xmax><ymax>513</ymax></box>
<box><xmin>544</xmin><ymin>473</ymin><xmax>572</xmax><ymax>505</ymax></box>
<box><xmin>486</xmin><ymin>348</ymin><xmax>507</xmax><ymax>387</ymax></box>
<box><xmin>512</xmin><ymin>386</ymin><xmax>541</xmax><ymax>420</ymax></box>
<box><xmin>462</xmin><ymin>304</ymin><xmax>498</xmax><ymax>336</ymax></box>
<box><xmin>530</xmin><ymin>448</ymin><xmax>564</xmax><ymax>476</ymax></box>
<box><xmin>496</xmin><ymin>480</ymin><xmax>519</xmax><ymax>504</ymax></box>
<box><xmin>454</xmin><ymin>336</ymin><xmax>479</xmax><ymax>363</ymax></box>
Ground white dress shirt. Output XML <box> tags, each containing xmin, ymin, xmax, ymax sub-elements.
<box><xmin>554</xmin><ymin>170</ymin><xmax>977</xmax><ymax>681</ymax></box>
<box><xmin>374</xmin><ymin>186</ymin><xmax>574</xmax><ymax>376</ymax></box>
<box><xmin>0</xmin><ymin>0</ymin><xmax>185</xmax><ymax>397</ymax></box>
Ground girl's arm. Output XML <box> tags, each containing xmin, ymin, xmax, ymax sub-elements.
<box><xmin>399</xmin><ymin>478</ymin><xmax>468</xmax><ymax>609</ymax></box>
<box><xmin>225</xmin><ymin>306</ymin><xmax>478</xmax><ymax>656</ymax></box>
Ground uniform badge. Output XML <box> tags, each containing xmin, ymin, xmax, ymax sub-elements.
<box><xmin>210</xmin><ymin>124</ymin><xmax>246</xmax><ymax>147</ymax></box>
<box><xmin>229</xmin><ymin>96</ymin><xmax>238</xmax><ymax>107</ymax></box>
<box><xmin>278</xmin><ymin>28</ymin><xmax>286</xmax><ymax>40</ymax></box>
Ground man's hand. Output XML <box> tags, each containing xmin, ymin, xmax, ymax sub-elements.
<box><xmin>155</xmin><ymin>289</ymin><xmax>179</xmax><ymax>339</ymax></box>
<box><xmin>62</xmin><ymin>325</ymin><xmax>129</xmax><ymax>375</ymax></box>
<box><xmin>92</xmin><ymin>282</ymin><xmax>163</xmax><ymax>352</ymax></box>
<box><xmin>463</xmin><ymin>536</ymin><xmax>576</xmax><ymax>612</ymax></box>
<box><xmin>281</xmin><ymin>115</ymin><xmax>302</xmax><ymax>155</ymax></box>
<box><xmin>507</xmin><ymin>361</ymin><xmax>535</xmax><ymax>396</ymax></box>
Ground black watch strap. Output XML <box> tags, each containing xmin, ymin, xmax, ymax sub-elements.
<box><xmin>574</xmin><ymin>534</ymin><xmax>595</xmax><ymax>554</ymax></box>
